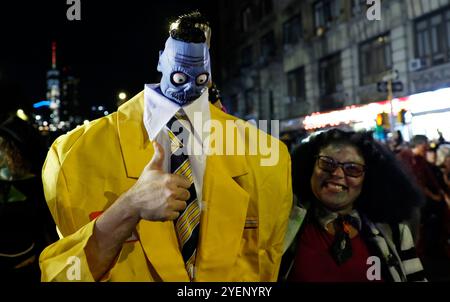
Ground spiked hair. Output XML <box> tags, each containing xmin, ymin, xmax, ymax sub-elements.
<box><xmin>169</xmin><ymin>11</ymin><xmax>211</xmax><ymax>46</ymax></box>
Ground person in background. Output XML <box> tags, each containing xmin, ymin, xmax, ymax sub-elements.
<box><xmin>398</xmin><ymin>135</ymin><xmax>448</xmax><ymax>259</ymax></box>
<box><xmin>280</xmin><ymin>128</ymin><xmax>426</xmax><ymax>282</ymax></box>
<box><xmin>426</xmin><ymin>143</ymin><xmax>449</xmax><ymax>200</ymax></box>
<box><xmin>437</xmin><ymin>130</ymin><xmax>448</xmax><ymax>146</ymax></box>
<box><xmin>437</xmin><ymin>145</ymin><xmax>450</xmax><ymax>192</ymax></box>
<box><xmin>0</xmin><ymin>116</ymin><xmax>58</xmax><ymax>282</ymax></box>
<box><xmin>436</xmin><ymin>144</ymin><xmax>450</xmax><ymax>256</ymax></box>
<box><xmin>425</xmin><ymin>143</ymin><xmax>448</xmax><ymax>202</ymax></box>
<box><xmin>388</xmin><ymin>130</ymin><xmax>405</xmax><ymax>154</ymax></box>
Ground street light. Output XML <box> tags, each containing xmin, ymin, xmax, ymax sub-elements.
<box><xmin>118</xmin><ymin>92</ymin><xmax>127</xmax><ymax>101</ymax></box>
<box><xmin>16</xmin><ymin>109</ymin><xmax>29</xmax><ymax>121</ymax></box>
<box><xmin>117</xmin><ymin>91</ymin><xmax>128</xmax><ymax>108</ymax></box>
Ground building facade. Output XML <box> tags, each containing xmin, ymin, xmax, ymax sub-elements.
<box><xmin>217</xmin><ymin>0</ymin><xmax>450</xmax><ymax>134</ymax></box>
<box><xmin>35</xmin><ymin>42</ymin><xmax>83</xmax><ymax>132</ymax></box>
<box><xmin>60</xmin><ymin>67</ymin><xmax>82</xmax><ymax>128</ymax></box>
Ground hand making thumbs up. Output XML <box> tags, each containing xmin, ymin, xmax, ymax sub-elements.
<box><xmin>125</xmin><ymin>141</ymin><xmax>191</xmax><ymax>221</ymax></box>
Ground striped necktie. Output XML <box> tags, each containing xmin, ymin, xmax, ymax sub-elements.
<box><xmin>166</xmin><ymin>113</ymin><xmax>200</xmax><ymax>281</ymax></box>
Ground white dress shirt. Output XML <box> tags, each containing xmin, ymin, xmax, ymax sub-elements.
<box><xmin>143</xmin><ymin>84</ymin><xmax>210</xmax><ymax>209</ymax></box>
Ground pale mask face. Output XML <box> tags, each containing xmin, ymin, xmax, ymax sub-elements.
<box><xmin>310</xmin><ymin>144</ymin><xmax>366</xmax><ymax>214</ymax></box>
<box><xmin>157</xmin><ymin>37</ymin><xmax>211</xmax><ymax>106</ymax></box>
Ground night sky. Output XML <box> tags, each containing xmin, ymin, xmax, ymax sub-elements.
<box><xmin>0</xmin><ymin>0</ymin><xmax>219</xmax><ymax>115</ymax></box>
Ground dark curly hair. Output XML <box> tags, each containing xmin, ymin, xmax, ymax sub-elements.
<box><xmin>291</xmin><ymin>128</ymin><xmax>425</xmax><ymax>224</ymax></box>
<box><xmin>169</xmin><ymin>11</ymin><xmax>210</xmax><ymax>43</ymax></box>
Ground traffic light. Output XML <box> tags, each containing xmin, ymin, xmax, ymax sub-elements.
<box><xmin>376</xmin><ymin>112</ymin><xmax>389</xmax><ymax>128</ymax></box>
<box><xmin>376</xmin><ymin>113</ymin><xmax>383</xmax><ymax>127</ymax></box>
<box><xmin>397</xmin><ymin>109</ymin><xmax>407</xmax><ymax>125</ymax></box>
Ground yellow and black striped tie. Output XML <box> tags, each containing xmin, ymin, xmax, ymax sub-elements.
<box><xmin>166</xmin><ymin>113</ymin><xmax>200</xmax><ymax>281</ymax></box>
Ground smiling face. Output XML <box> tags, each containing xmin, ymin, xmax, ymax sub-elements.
<box><xmin>310</xmin><ymin>143</ymin><xmax>366</xmax><ymax>214</ymax></box>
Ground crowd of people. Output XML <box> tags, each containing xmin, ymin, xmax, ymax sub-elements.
<box><xmin>392</xmin><ymin>133</ymin><xmax>450</xmax><ymax>280</ymax></box>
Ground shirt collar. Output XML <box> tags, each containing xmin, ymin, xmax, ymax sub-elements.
<box><xmin>143</xmin><ymin>84</ymin><xmax>210</xmax><ymax>141</ymax></box>
<box><xmin>182</xmin><ymin>88</ymin><xmax>210</xmax><ymax>134</ymax></box>
<box><xmin>314</xmin><ymin>206</ymin><xmax>362</xmax><ymax>232</ymax></box>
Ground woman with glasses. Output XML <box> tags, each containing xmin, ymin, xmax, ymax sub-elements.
<box><xmin>280</xmin><ymin>128</ymin><xmax>427</xmax><ymax>282</ymax></box>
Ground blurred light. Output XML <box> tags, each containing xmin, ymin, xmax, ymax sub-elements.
<box><xmin>376</xmin><ymin>113</ymin><xmax>383</xmax><ymax>126</ymax></box>
<box><xmin>410</xmin><ymin>111</ymin><xmax>450</xmax><ymax>140</ymax></box>
<box><xmin>170</xmin><ymin>21</ymin><xmax>180</xmax><ymax>32</ymax></box>
<box><xmin>98</xmin><ymin>106</ymin><xmax>104</xmax><ymax>111</ymax></box>
<box><xmin>301</xmin><ymin>87</ymin><xmax>450</xmax><ymax>132</ymax></box>
<box><xmin>104</xmin><ymin>111</ymin><xmax>109</xmax><ymax>116</ymax></box>
<box><xmin>49</xmin><ymin>101</ymin><xmax>58</xmax><ymax>109</ymax></box>
<box><xmin>408</xmin><ymin>87</ymin><xmax>450</xmax><ymax>114</ymax></box>
<box><xmin>91</xmin><ymin>106</ymin><xmax>97</xmax><ymax>111</ymax></box>
<box><xmin>16</xmin><ymin>109</ymin><xmax>28</xmax><ymax>121</ymax></box>
<box><xmin>118</xmin><ymin>92</ymin><xmax>127</xmax><ymax>100</ymax></box>
<box><xmin>35</xmin><ymin>115</ymin><xmax>42</xmax><ymax>121</ymax></box>
<box><xmin>303</xmin><ymin>98</ymin><xmax>409</xmax><ymax>130</ymax></box>
<box><xmin>405</xmin><ymin>111</ymin><xmax>413</xmax><ymax>123</ymax></box>
<box><xmin>83</xmin><ymin>120</ymin><xmax>89</xmax><ymax>126</ymax></box>
<box><xmin>43</xmin><ymin>121</ymin><xmax>48</xmax><ymax>126</ymax></box>
<box><xmin>33</xmin><ymin>100</ymin><xmax>51</xmax><ymax>109</ymax></box>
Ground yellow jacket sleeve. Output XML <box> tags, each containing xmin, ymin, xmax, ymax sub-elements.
<box><xmin>39</xmin><ymin>220</ymin><xmax>96</xmax><ymax>282</ymax></box>
<box><xmin>39</xmin><ymin>133</ymin><xmax>124</xmax><ymax>282</ymax></box>
<box><xmin>39</xmin><ymin>138</ymin><xmax>95</xmax><ymax>281</ymax></box>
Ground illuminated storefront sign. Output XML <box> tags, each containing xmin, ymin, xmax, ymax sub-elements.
<box><xmin>302</xmin><ymin>87</ymin><xmax>450</xmax><ymax>132</ymax></box>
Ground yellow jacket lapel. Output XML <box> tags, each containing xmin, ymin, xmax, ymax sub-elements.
<box><xmin>116</xmin><ymin>91</ymin><xmax>152</xmax><ymax>179</ymax></box>
<box><xmin>195</xmin><ymin>105</ymin><xmax>250</xmax><ymax>281</ymax></box>
<box><xmin>137</xmin><ymin>220</ymin><xmax>189</xmax><ymax>281</ymax></box>
<box><xmin>116</xmin><ymin>93</ymin><xmax>189</xmax><ymax>281</ymax></box>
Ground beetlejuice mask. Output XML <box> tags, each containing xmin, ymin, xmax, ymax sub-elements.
<box><xmin>157</xmin><ymin>37</ymin><xmax>211</xmax><ymax>106</ymax></box>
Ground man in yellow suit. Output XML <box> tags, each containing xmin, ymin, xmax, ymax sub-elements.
<box><xmin>39</xmin><ymin>12</ymin><xmax>292</xmax><ymax>282</ymax></box>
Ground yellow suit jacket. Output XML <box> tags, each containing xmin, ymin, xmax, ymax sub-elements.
<box><xmin>39</xmin><ymin>91</ymin><xmax>292</xmax><ymax>281</ymax></box>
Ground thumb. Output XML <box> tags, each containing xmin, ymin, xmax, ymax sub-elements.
<box><xmin>147</xmin><ymin>141</ymin><xmax>165</xmax><ymax>170</ymax></box>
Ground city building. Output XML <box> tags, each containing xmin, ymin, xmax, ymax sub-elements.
<box><xmin>36</xmin><ymin>42</ymin><xmax>82</xmax><ymax>132</ymax></box>
<box><xmin>45</xmin><ymin>41</ymin><xmax>61</xmax><ymax>129</ymax></box>
<box><xmin>217</xmin><ymin>0</ymin><xmax>450</xmax><ymax>140</ymax></box>
<box><xmin>60</xmin><ymin>66</ymin><xmax>82</xmax><ymax>128</ymax></box>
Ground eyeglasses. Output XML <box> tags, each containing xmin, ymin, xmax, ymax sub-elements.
<box><xmin>316</xmin><ymin>155</ymin><xmax>366</xmax><ymax>178</ymax></box>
